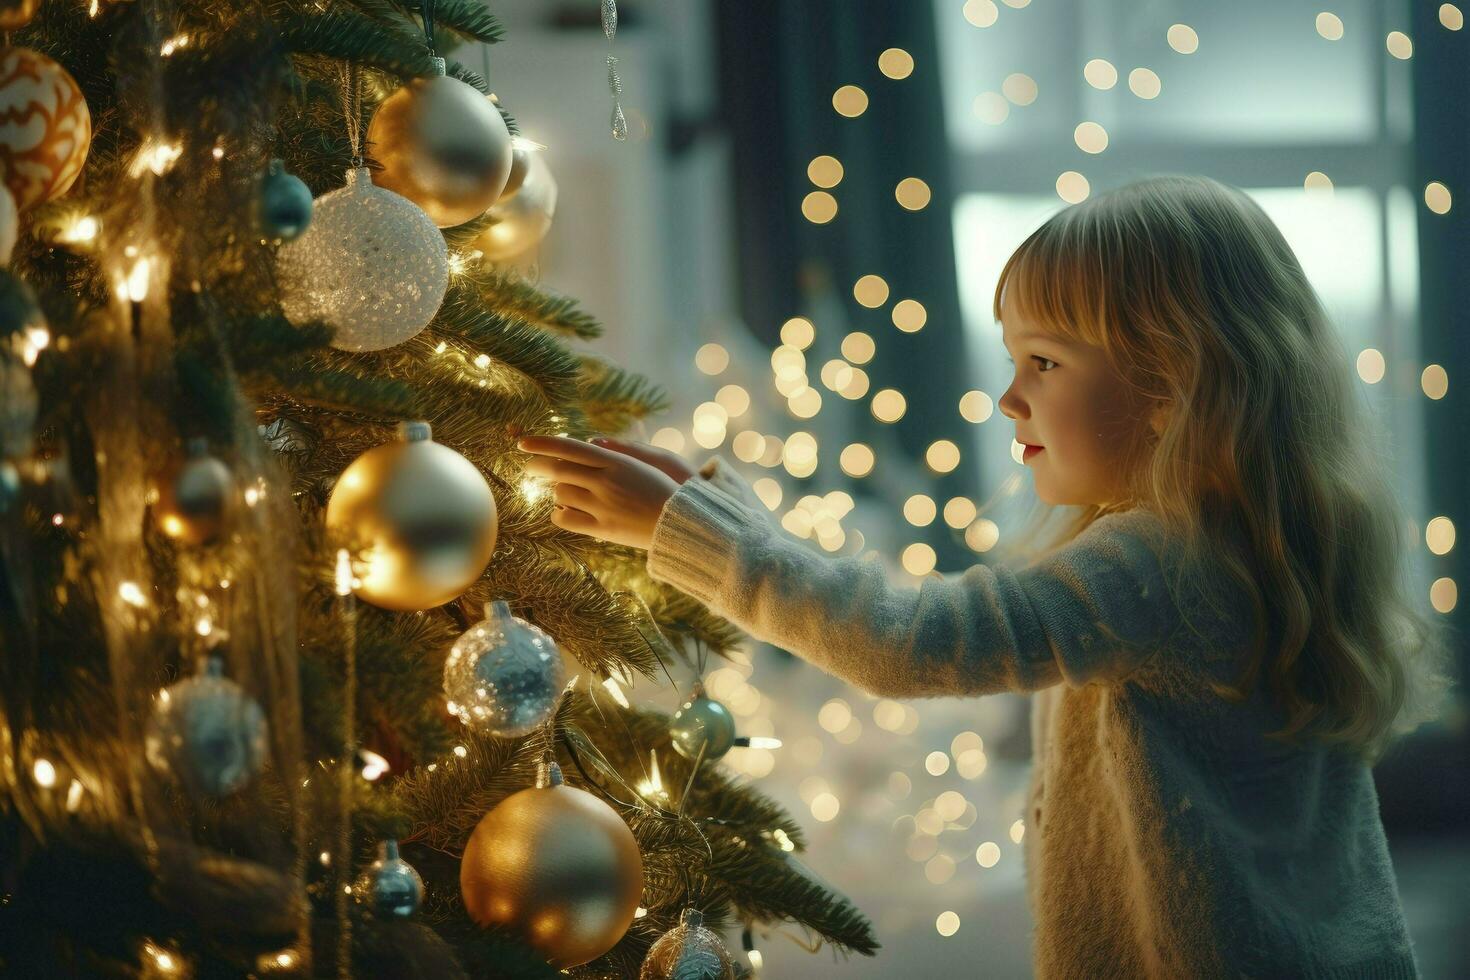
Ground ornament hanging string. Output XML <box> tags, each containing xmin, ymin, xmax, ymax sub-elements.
<box><xmin>339</xmin><ymin>61</ymin><xmax>363</xmax><ymax>168</ymax></box>
<box><xmin>420</xmin><ymin>0</ymin><xmax>437</xmax><ymax>56</ymax></box>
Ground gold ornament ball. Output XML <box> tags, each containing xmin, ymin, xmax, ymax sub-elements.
<box><xmin>153</xmin><ymin>440</ymin><xmax>235</xmax><ymax>546</ymax></box>
<box><xmin>460</xmin><ymin>761</ymin><xmax>643</xmax><ymax>970</ymax></box>
<box><xmin>474</xmin><ymin>149</ymin><xmax>557</xmax><ymax>262</ymax></box>
<box><xmin>367</xmin><ymin>58</ymin><xmax>513</xmax><ymax>228</ymax></box>
<box><xmin>495</xmin><ymin>144</ymin><xmax>532</xmax><ymax>204</ymax></box>
<box><xmin>325</xmin><ymin>421</ymin><xmax>497</xmax><ymax>611</ymax></box>
<box><xmin>0</xmin><ymin>47</ymin><xmax>91</xmax><ymax>212</ymax></box>
<box><xmin>0</xmin><ymin>0</ymin><xmax>40</xmax><ymax>32</ymax></box>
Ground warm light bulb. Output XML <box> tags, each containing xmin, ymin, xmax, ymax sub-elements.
<box><xmin>601</xmin><ymin>674</ymin><xmax>631</xmax><ymax>708</ymax></box>
<box><xmin>32</xmin><ymin>758</ymin><xmax>57</xmax><ymax>787</ymax></box>
<box><xmin>334</xmin><ymin>548</ymin><xmax>353</xmax><ymax>596</ymax></box>
<box><xmin>117</xmin><ymin>257</ymin><xmax>152</xmax><ymax>303</ymax></box>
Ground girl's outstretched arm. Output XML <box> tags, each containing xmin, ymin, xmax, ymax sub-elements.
<box><xmin>647</xmin><ymin>474</ymin><xmax>1183</xmax><ymax>699</ymax></box>
<box><xmin>517</xmin><ymin>434</ymin><xmax>1183</xmax><ymax>699</ymax></box>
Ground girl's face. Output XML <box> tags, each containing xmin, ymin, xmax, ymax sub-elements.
<box><xmin>996</xmin><ymin>292</ymin><xmax>1159</xmax><ymax>507</ymax></box>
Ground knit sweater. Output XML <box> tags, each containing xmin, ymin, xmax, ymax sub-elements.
<box><xmin>647</xmin><ymin>457</ymin><xmax>1420</xmax><ymax>979</ymax></box>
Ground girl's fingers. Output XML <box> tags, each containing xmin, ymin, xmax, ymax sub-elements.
<box><xmin>517</xmin><ymin>435</ymin><xmax>613</xmax><ymax>467</ymax></box>
<box><xmin>591</xmin><ymin>437</ymin><xmax>695</xmax><ymax>483</ymax></box>
<box><xmin>591</xmin><ymin>436</ymin><xmax>662</xmax><ymax>465</ymax></box>
<box><xmin>550</xmin><ymin>504</ymin><xmax>597</xmax><ymax>534</ymax></box>
<box><xmin>524</xmin><ymin>456</ymin><xmax>604</xmax><ymax>488</ymax></box>
<box><xmin>552</xmin><ymin>483</ymin><xmax>600</xmax><ymax>512</ymax></box>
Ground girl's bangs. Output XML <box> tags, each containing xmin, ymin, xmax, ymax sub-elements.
<box><xmin>991</xmin><ymin>216</ymin><xmax>1111</xmax><ymax>350</ymax></box>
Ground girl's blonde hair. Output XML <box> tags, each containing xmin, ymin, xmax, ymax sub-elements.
<box><xmin>990</xmin><ymin>174</ymin><xmax>1452</xmax><ymax>764</ymax></box>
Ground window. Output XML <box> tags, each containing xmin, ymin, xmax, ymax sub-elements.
<box><xmin>935</xmin><ymin>0</ymin><xmax>1433</xmax><ymax>598</ymax></box>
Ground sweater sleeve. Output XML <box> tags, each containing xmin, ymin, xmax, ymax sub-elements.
<box><xmin>647</xmin><ymin>478</ymin><xmax>1182</xmax><ymax>698</ymax></box>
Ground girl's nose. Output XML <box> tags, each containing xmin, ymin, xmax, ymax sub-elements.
<box><xmin>999</xmin><ymin>382</ymin><xmax>1027</xmax><ymax>421</ymax></box>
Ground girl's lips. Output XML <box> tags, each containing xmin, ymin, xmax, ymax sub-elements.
<box><xmin>1022</xmin><ymin>445</ymin><xmax>1044</xmax><ymax>462</ymax></box>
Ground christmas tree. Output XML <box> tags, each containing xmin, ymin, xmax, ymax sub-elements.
<box><xmin>0</xmin><ymin>1</ymin><xmax>877</xmax><ymax>976</ymax></box>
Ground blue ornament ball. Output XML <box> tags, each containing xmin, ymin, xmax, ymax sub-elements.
<box><xmin>145</xmin><ymin>656</ymin><xmax>268</xmax><ymax>796</ymax></box>
<box><xmin>258</xmin><ymin>159</ymin><xmax>313</xmax><ymax>241</ymax></box>
<box><xmin>443</xmin><ymin>601</ymin><xmax>564</xmax><ymax>737</ymax></box>
<box><xmin>355</xmin><ymin>839</ymin><xmax>423</xmax><ymax>918</ymax></box>
<box><xmin>669</xmin><ymin>684</ymin><xmax>737</xmax><ymax>762</ymax></box>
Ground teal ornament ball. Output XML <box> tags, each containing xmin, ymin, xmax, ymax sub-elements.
<box><xmin>443</xmin><ymin>600</ymin><xmax>564</xmax><ymax>737</ymax></box>
<box><xmin>145</xmin><ymin>656</ymin><xmax>268</xmax><ymax>797</ymax></box>
<box><xmin>0</xmin><ymin>459</ymin><xmax>18</xmax><ymax>510</ymax></box>
<box><xmin>355</xmin><ymin>839</ymin><xmax>423</xmax><ymax>919</ymax></box>
<box><xmin>669</xmin><ymin>683</ymin><xmax>737</xmax><ymax>762</ymax></box>
<box><xmin>258</xmin><ymin>159</ymin><xmax>313</xmax><ymax>241</ymax></box>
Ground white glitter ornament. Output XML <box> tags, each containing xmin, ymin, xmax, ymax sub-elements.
<box><xmin>275</xmin><ymin>167</ymin><xmax>447</xmax><ymax>352</ymax></box>
<box><xmin>443</xmin><ymin>601</ymin><xmax>565</xmax><ymax>737</ymax></box>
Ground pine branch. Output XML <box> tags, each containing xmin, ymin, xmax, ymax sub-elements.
<box><xmin>273</xmin><ymin>8</ymin><xmax>438</xmax><ymax>79</ymax></box>
<box><xmin>433</xmin><ymin>285</ymin><xmax>585</xmax><ymax>408</ymax></box>
<box><xmin>578</xmin><ymin>356</ymin><xmax>673</xmax><ymax>435</ymax></box>
<box><xmin>431</xmin><ymin>0</ymin><xmax>507</xmax><ymax>45</ymax></box>
<box><xmin>253</xmin><ymin>362</ymin><xmax>422</xmax><ymax>418</ymax></box>
<box><xmin>711</xmin><ymin>845</ymin><xmax>880</xmax><ymax>957</ymax></box>
<box><xmin>469</xmin><ymin>266</ymin><xmax>604</xmax><ymax>340</ymax></box>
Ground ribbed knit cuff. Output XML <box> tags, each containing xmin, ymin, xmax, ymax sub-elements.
<box><xmin>647</xmin><ymin>477</ymin><xmax>760</xmax><ymax>608</ymax></box>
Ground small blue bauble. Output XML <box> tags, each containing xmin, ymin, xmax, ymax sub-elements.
<box><xmin>669</xmin><ymin>684</ymin><xmax>737</xmax><ymax>762</ymax></box>
<box><xmin>356</xmin><ymin>839</ymin><xmax>423</xmax><ymax>918</ymax></box>
<box><xmin>145</xmin><ymin>656</ymin><xmax>268</xmax><ymax>796</ymax></box>
<box><xmin>258</xmin><ymin>159</ymin><xmax>313</xmax><ymax>241</ymax></box>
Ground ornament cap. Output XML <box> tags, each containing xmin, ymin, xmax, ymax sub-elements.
<box><xmin>183</xmin><ymin>436</ymin><xmax>210</xmax><ymax>458</ymax></box>
<box><xmin>201</xmin><ymin>654</ymin><xmax>226</xmax><ymax>678</ymax></box>
<box><xmin>381</xmin><ymin>838</ymin><xmax>400</xmax><ymax>861</ymax></box>
<box><xmin>396</xmin><ymin>420</ymin><xmax>433</xmax><ymax>442</ymax></box>
<box><xmin>268</xmin><ymin>157</ymin><xmax>285</xmax><ymax>176</ymax></box>
<box><xmin>537</xmin><ymin>756</ymin><xmax>565</xmax><ymax>788</ymax></box>
<box><xmin>343</xmin><ymin>165</ymin><xmax>371</xmax><ymax>186</ymax></box>
<box><xmin>680</xmin><ymin>907</ymin><xmax>704</xmax><ymax>929</ymax></box>
<box><xmin>430</xmin><ymin>56</ymin><xmax>447</xmax><ymax>77</ymax></box>
<box><xmin>486</xmin><ymin>599</ymin><xmax>512</xmax><ymax>620</ymax></box>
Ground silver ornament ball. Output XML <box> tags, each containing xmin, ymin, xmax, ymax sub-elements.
<box><xmin>355</xmin><ymin>839</ymin><xmax>424</xmax><ymax>919</ymax></box>
<box><xmin>276</xmin><ymin>167</ymin><xmax>448</xmax><ymax>352</ymax></box>
<box><xmin>639</xmin><ymin>908</ymin><xmax>735</xmax><ymax>980</ymax></box>
<box><xmin>0</xmin><ymin>352</ymin><xmax>36</xmax><ymax>460</ymax></box>
<box><xmin>145</xmin><ymin>656</ymin><xmax>268</xmax><ymax>797</ymax></box>
<box><xmin>443</xmin><ymin>600</ymin><xmax>564</xmax><ymax>737</ymax></box>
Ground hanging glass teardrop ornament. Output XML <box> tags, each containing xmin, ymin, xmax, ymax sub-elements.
<box><xmin>607</xmin><ymin>56</ymin><xmax>628</xmax><ymax>142</ymax></box>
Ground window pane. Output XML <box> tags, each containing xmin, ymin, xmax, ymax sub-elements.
<box><xmin>934</xmin><ymin>0</ymin><xmax>1396</xmax><ymax>150</ymax></box>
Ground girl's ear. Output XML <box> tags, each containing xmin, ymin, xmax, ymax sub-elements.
<box><xmin>1148</xmin><ymin>402</ymin><xmax>1170</xmax><ymax>436</ymax></box>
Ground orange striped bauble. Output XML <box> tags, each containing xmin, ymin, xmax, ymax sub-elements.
<box><xmin>0</xmin><ymin>47</ymin><xmax>90</xmax><ymax>212</ymax></box>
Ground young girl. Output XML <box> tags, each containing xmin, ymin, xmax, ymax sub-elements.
<box><xmin>519</xmin><ymin>175</ymin><xmax>1448</xmax><ymax>978</ymax></box>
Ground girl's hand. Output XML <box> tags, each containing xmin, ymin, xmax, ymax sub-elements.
<box><xmin>517</xmin><ymin>435</ymin><xmax>682</xmax><ymax>551</ymax></box>
<box><xmin>587</xmin><ymin>436</ymin><xmax>699</xmax><ymax>484</ymax></box>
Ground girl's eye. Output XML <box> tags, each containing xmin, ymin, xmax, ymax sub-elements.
<box><xmin>1005</xmin><ymin>355</ymin><xmax>1057</xmax><ymax>372</ymax></box>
